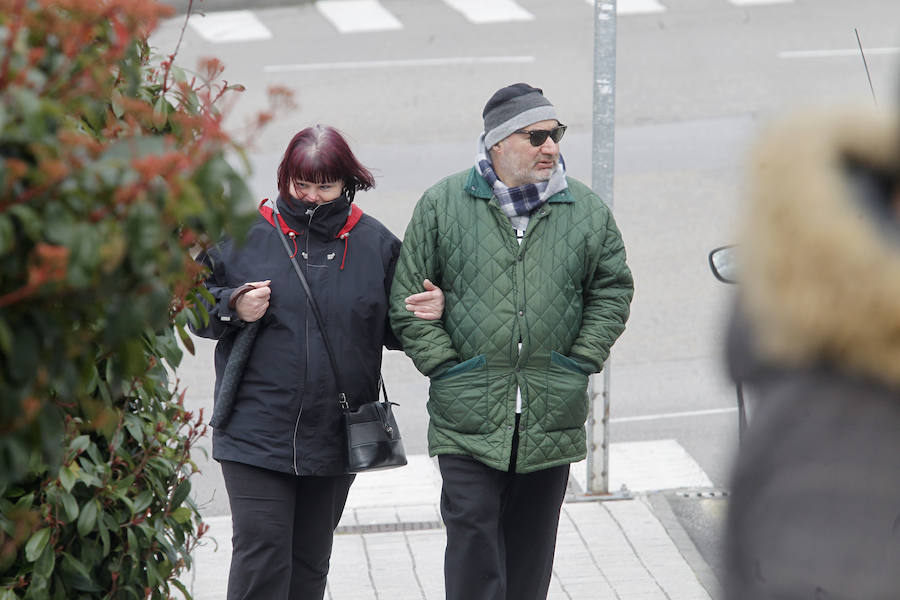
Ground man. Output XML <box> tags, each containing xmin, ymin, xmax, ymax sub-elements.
<box><xmin>390</xmin><ymin>83</ymin><xmax>633</xmax><ymax>600</ymax></box>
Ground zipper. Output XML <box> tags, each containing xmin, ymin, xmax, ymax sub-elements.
<box><xmin>291</xmin><ymin>203</ymin><xmax>322</xmax><ymax>475</ymax></box>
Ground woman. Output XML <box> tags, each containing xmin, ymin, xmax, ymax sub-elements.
<box><xmin>723</xmin><ymin>106</ymin><xmax>900</xmax><ymax>599</ymax></box>
<box><xmin>192</xmin><ymin>125</ymin><xmax>442</xmax><ymax>599</ymax></box>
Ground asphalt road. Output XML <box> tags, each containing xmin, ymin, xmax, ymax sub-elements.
<box><xmin>153</xmin><ymin>0</ymin><xmax>900</xmax><ymax>584</ymax></box>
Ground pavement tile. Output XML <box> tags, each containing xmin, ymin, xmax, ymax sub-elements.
<box><xmin>560</xmin><ymin>581</ymin><xmax>619</xmax><ymax>599</ymax></box>
<box><xmin>186</xmin><ymin>455</ymin><xmax>714</xmax><ymax>600</ymax></box>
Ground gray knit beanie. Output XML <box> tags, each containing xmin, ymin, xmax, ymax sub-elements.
<box><xmin>483</xmin><ymin>83</ymin><xmax>558</xmax><ymax>149</ymax></box>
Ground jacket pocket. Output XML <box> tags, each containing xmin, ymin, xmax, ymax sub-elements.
<box><xmin>428</xmin><ymin>354</ymin><xmax>491</xmax><ymax>434</ymax></box>
<box><xmin>543</xmin><ymin>351</ymin><xmax>590</xmax><ymax>432</ymax></box>
<box><xmin>550</xmin><ymin>351</ymin><xmax>591</xmax><ymax>376</ymax></box>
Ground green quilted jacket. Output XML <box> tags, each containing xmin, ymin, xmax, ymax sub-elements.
<box><xmin>390</xmin><ymin>167</ymin><xmax>633</xmax><ymax>473</ymax></box>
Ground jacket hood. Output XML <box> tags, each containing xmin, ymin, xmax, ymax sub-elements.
<box><xmin>738</xmin><ymin>106</ymin><xmax>900</xmax><ymax>386</ymax></box>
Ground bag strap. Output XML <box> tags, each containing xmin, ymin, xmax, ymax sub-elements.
<box><xmin>270</xmin><ymin>201</ymin><xmax>389</xmax><ymax>411</ymax></box>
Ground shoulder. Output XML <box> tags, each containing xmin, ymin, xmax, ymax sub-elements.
<box><xmin>564</xmin><ymin>177</ymin><xmax>605</xmax><ymax>205</ymax></box>
<box><xmin>563</xmin><ymin>177</ymin><xmax>613</xmax><ymax>218</ymax></box>
<box><xmin>422</xmin><ymin>169</ymin><xmax>473</xmax><ymax>199</ymax></box>
<box><xmin>355</xmin><ymin>212</ymin><xmax>401</xmax><ymax>248</ymax></box>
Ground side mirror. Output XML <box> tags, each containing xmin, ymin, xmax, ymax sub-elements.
<box><xmin>709</xmin><ymin>245</ymin><xmax>738</xmax><ymax>284</ymax></box>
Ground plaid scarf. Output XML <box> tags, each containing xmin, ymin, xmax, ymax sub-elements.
<box><xmin>475</xmin><ymin>133</ymin><xmax>568</xmax><ymax>229</ymax></box>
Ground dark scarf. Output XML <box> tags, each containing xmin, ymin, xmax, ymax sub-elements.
<box><xmin>276</xmin><ymin>194</ymin><xmax>352</xmax><ymax>239</ymax></box>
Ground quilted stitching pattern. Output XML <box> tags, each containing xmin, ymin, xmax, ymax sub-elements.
<box><xmin>390</xmin><ymin>169</ymin><xmax>633</xmax><ymax>472</ymax></box>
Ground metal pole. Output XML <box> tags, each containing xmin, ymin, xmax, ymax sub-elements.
<box><xmin>586</xmin><ymin>0</ymin><xmax>616</xmax><ymax>496</ymax></box>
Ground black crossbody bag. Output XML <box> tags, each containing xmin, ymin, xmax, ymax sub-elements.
<box><xmin>271</xmin><ymin>203</ymin><xmax>407</xmax><ymax>473</ymax></box>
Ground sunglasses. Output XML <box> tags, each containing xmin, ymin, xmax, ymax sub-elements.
<box><xmin>513</xmin><ymin>124</ymin><xmax>567</xmax><ymax>147</ymax></box>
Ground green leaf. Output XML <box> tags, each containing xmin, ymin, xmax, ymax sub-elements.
<box><xmin>123</xmin><ymin>414</ymin><xmax>143</xmax><ymax>445</ymax></box>
<box><xmin>170</xmin><ymin>579</ymin><xmax>191</xmax><ymax>599</ymax></box>
<box><xmin>152</xmin><ymin>96</ymin><xmax>168</xmax><ymax>129</ymax></box>
<box><xmin>61</xmin><ymin>552</ymin><xmax>102</xmax><ymax>592</ymax></box>
<box><xmin>99</xmin><ymin>517</ymin><xmax>110</xmax><ymax>557</ymax></box>
<box><xmin>110</xmin><ymin>89</ymin><xmax>125</xmax><ymax>118</ymax></box>
<box><xmin>8</xmin><ymin>204</ymin><xmax>41</xmax><ymax>241</ymax></box>
<box><xmin>58</xmin><ymin>466</ymin><xmax>75</xmax><ymax>493</ymax></box>
<box><xmin>76</xmin><ymin>499</ymin><xmax>98</xmax><ymax>537</ymax></box>
<box><xmin>168</xmin><ymin>480</ymin><xmax>190</xmax><ymax>511</ymax></box>
<box><xmin>33</xmin><ymin>542</ymin><xmax>55</xmax><ymax>579</ymax></box>
<box><xmin>69</xmin><ymin>435</ymin><xmax>91</xmax><ymax>455</ymax></box>
<box><xmin>12</xmin><ymin>493</ymin><xmax>35</xmax><ymax>512</ymax></box>
<box><xmin>60</xmin><ymin>490</ymin><xmax>79</xmax><ymax>522</ymax></box>
<box><xmin>24</xmin><ymin>527</ymin><xmax>51</xmax><ymax>562</ymax></box>
<box><xmin>176</xmin><ymin>322</ymin><xmax>195</xmax><ymax>355</ymax></box>
<box><xmin>126</xmin><ymin>525</ymin><xmax>138</xmax><ymax>550</ymax></box>
<box><xmin>133</xmin><ymin>490</ymin><xmax>153</xmax><ymax>515</ymax></box>
<box><xmin>170</xmin><ymin>506</ymin><xmax>192</xmax><ymax>524</ymax></box>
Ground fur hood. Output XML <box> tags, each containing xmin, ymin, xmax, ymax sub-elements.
<box><xmin>739</xmin><ymin>106</ymin><xmax>900</xmax><ymax>387</ymax></box>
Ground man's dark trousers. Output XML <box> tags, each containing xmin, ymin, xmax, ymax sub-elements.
<box><xmin>438</xmin><ymin>454</ymin><xmax>570</xmax><ymax>600</ymax></box>
<box><xmin>220</xmin><ymin>460</ymin><xmax>355</xmax><ymax>600</ymax></box>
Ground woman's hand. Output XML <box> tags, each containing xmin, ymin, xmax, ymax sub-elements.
<box><xmin>235</xmin><ymin>280</ymin><xmax>271</xmax><ymax>322</ymax></box>
<box><xmin>405</xmin><ymin>278</ymin><xmax>444</xmax><ymax>320</ymax></box>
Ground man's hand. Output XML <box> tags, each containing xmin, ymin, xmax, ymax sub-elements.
<box><xmin>235</xmin><ymin>280</ymin><xmax>271</xmax><ymax>322</ymax></box>
<box><xmin>405</xmin><ymin>278</ymin><xmax>444</xmax><ymax>320</ymax></box>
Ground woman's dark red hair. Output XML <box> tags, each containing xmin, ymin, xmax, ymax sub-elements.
<box><xmin>277</xmin><ymin>125</ymin><xmax>375</xmax><ymax>202</ymax></box>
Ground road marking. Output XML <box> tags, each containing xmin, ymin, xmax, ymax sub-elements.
<box><xmin>316</xmin><ymin>0</ymin><xmax>403</xmax><ymax>33</ymax></box>
<box><xmin>264</xmin><ymin>55</ymin><xmax>535</xmax><ymax>73</ymax></box>
<box><xmin>729</xmin><ymin>0</ymin><xmax>792</xmax><ymax>4</ymax></box>
<box><xmin>611</xmin><ymin>407</ymin><xmax>737</xmax><ymax>424</ymax></box>
<box><xmin>779</xmin><ymin>47</ymin><xmax>900</xmax><ymax>59</ymax></box>
<box><xmin>585</xmin><ymin>0</ymin><xmax>667</xmax><ymax>14</ymax></box>
<box><xmin>187</xmin><ymin>10</ymin><xmax>273</xmax><ymax>43</ymax></box>
<box><xmin>572</xmin><ymin>439</ymin><xmax>714</xmax><ymax>493</ymax></box>
<box><xmin>442</xmin><ymin>0</ymin><xmax>534</xmax><ymax>24</ymax></box>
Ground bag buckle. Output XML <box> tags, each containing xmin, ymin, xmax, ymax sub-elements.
<box><xmin>339</xmin><ymin>393</ymin><xmax>349</xmax><ymax>411</ymax></box>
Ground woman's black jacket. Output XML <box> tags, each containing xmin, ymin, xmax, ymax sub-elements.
<box><xmin>191</xmin><ymin>196</ymin><xmax>401</xmax><ymax>476</ymax></box>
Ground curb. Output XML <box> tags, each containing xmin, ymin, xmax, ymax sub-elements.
<box><xmin>645</xmin><ymin>492</ymin><xmax>723</xmax><ymax>599</ymax></box>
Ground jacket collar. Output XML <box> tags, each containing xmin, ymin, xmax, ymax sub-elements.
<box><xmin>464</xmin><ymin>167</ymin><xmax>574</xmax><ymax>204</ymax></box>
<box><xmin>258</xmin><ymin>197</ymin><xmax>363</xmax><ymax>239</ymax></box>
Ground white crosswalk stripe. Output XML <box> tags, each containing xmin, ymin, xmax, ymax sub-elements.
<box><xmin>187</xmin><ymin>10</ymin><xmax>273</xmax><ymax>43</ymax></box>
<box><xmin>316</xmin><ymin>0</ymin><xmax>403</xmax><ymax>33</ymax></box>
<box><xmin>728</xmin><ymin>0</ymin><xmax>793</xmax><ymax>5</ymax></box>
<box><xmin>585</xmin><ymin>0</ymin><xmax>667</xmax><ymax>15</ymax></box>
<box><xmin>442</xmin><ymin>0</ymin><xmax>534</xmax><ymax>24</ymax></box>
<box><xmin>186</xmin><ymin>0</ymin><xmax>803</xmax><ymax>44</ymax></box>
<box><xmin>264</xmin><ymin>55</ymin><xmax>535</xmax><ymax>73</ymax></box>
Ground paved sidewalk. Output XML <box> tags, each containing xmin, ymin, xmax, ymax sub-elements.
<box><xmin>186</xmin><ymin>455</ymin><xmax>718</xmax><ymax>600</ymax></box>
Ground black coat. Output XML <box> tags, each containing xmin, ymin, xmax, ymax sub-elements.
<box><xmin>192</xmin><ymin>196</ymin><xmax>401</xmax><ymax>475</ymax></box>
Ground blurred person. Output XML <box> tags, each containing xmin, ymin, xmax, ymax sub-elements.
<box><xmin>389</xmin><ymin>83</ymin><xmax>634</xmax><ymax>600</ymax></box>
<box><xmin>723</xmin><ymin>106</ymin><xmax>900</xmax><ymax>599</ymax></box>
<box><xmin>191</xmin><ymin>125</ymin><xmax>443</xmax><ymax>600</ymax></box>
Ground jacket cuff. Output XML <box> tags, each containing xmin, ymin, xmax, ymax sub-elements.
<box><xmin>429</xmin><ymin>360</ymin><xmax>459</xmax><ymax>378</ymax></box>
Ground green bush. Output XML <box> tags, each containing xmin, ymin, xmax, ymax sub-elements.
<box><xmin>0</xmin><ymin>1</ymin><xmax>291</xmax><ymax>597</ymax></box>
